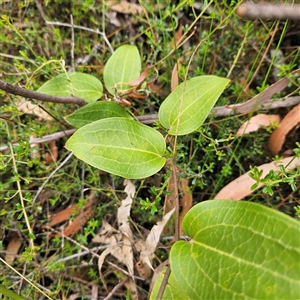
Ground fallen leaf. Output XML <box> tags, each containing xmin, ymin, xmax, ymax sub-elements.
<box><xmin>127</xmin><ymin>66</ymin><xmax>150</xmax><ymax>87</ymax></box>
<box><xmin>43</xmin><ymin>191</ymin><xmax>97</xmax><ymax>237</ymax></box>
<box><xmin>5</xmin><ymin>233</ymin><xmax>22</xmax><ymax>265</ymax></box>
<box><xmin>17</xmin><ymin>98</ymin><xmax>52</xmax><ymax>120</ymax></box>
<box><xmin>45</xmin><ymin>140</ymin><xmax>58</xmax><ymax>164</ymax></box>
<box><xmin>232</xmin><ymin>68</ymin><xmax>300</xmax><ymax>114</ymax></box>
<box><xmin>163</xmin><ymin>165</ymin><xmax>193</xmax><ymax>236</ymax></box>
<box><xmin>236</xmin><ymin>114</ymin><xmax>281</xmax><ymax>137</ymax></box>
<box><xmin>93</xmin><ymin>180</ymin><xmax>136</xmax><ymax>282</ymax></box>
<box><xmin>106</xmin><ymin>0</ymin><xmax>143</xmax><ymax>15</ymax></box>
<box><xmin>214</xmin><ymin>156</ymin><xmax>300</xmax><ymax>200</ymax></box>
<box><xmin>137</xmin><ymin>208</ymin><xmax>175</xmax><ymax>278</ymax></box>
<box><xmin>171</xmin><ymin>58</ymin><xmax>183</xmax><ymax>92</ymax></box>
<box><xmin>268</xmin><ymin>104</ymin><xmax>300</xmax><ymax>155</ymax></box>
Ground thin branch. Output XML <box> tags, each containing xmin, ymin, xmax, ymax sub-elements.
<box><xmin>0</xmin><ymin>80</ymin><xmax>87</xmax><ymax>106</ymax></box>
<box><xmin>103</xmin><ymin>278</ymin><xmax>128</xmax><ymax>300</ymax></box>
<box><xmin>45</xmin><ymin>21</ymin><xmax>114</xmax><ymax>54</ymax></box>
<box><xmin>237</xmin><ymin>2</ymin><xmax>300</xmax><ymax>20</ymax></box>
<box><xmin>32</xmin><ymin>152</ymin><xmax>73</xmax><ymax>204</ymax></box>
<box><xmin>156</xmin><ymin>265</ymin><xmax>171</xmax><ymax>300</ymax></box>
<box><xmin>1</xmin><ymin>97</ymin><xmax>299</xmax><ymax>153</ymax></box>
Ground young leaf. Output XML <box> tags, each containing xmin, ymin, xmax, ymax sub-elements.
<box><xmin>158</xmin><ymin>76</ymin><xmax>230</xmax><ymax>135</ymax></box>
<box><xmin>65</xmin><ymin>117</ymin><xmax>166</xmax><ymax>179</ymax></box>
<box><xmin>37</xmin><ymin>72</ymin><xmax>103</xmax><ymax>103</ymax></box>
<box><xmin>103</xmin><ymin>45</ymin><xmax>141</xmax><ymax>95</ymax></box>
<box><xmin>65</xmin><ymin>101</ymin><xmax>132</xmax><ymax>129</ymax></box>
<box><xmin>167</xmin><ymin>200</ymin><xmax>300</xmax><ymax>299</ymax></box>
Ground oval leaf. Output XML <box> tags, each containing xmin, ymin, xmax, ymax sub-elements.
<box><xmin>65</xmin><ymin>117</ymin><xmax>166</xmax><ymax>179</ymax></box>
<box><xmin>169</xmin><ymin>200</ymin><xmax>300</xmax><ymax>299</ymax></box>
<box><xmin>159</xmin><ymin>76</ymin><xmax>230</xmax><ymax>135</ymax></box>
<box><xmin>65</xmin><ymin>101</ymin><xmax>132</xmax><ymax>129</ymax></box>
<box><xmin>37</xmin><ymin>72</ymin><xmax>103</xmax><ymax>103</ymax></box>
<box><xmin>104</xmin><ymin>45</ymin><xmax>141</xmax><ymax>95</ymax></box>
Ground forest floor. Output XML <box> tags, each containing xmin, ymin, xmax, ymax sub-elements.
<box><xmin>1</xmin><ymin>1</ymin><xmax>300</xmax><ymax>299</ymax></box>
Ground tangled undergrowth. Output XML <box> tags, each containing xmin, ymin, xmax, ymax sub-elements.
<box><xmin>1</xmin><ymin>0</ymin><xmax>300</xmax><ymax>299</ymax></box>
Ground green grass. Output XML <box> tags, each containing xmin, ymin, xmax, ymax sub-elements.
<box><xmin>1</xmin><ymin>0</ymin><xmax>299</xmax><ymax>298</ymax></box>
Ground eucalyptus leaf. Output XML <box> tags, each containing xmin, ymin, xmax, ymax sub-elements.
<box><xmin>159</xmin><ymin>76</ymin><xmax>230</xmax><ymax>135</ymax></box>
<box><xmin>103</xmin><ymin>45</ymin><xmax>141</xmax><ymax>95</ymax></box>
<box><xmin>37</xmin><ymin>72</ymin><xmax>103</xmax><ymax>103</ymax></box>
<box><xmin>65</xmin><ymin>101</ymin><xmax>132</xmax><ymax>129</ymax></box>
<box><xmin>166</xmin><ymin>200</ymin><xmax>300</xmax><ymax>299</ymax></box>
<box><xmin>65</xmin><ymin>117</ymin><xmax>166</xmax><ymax>179</ymax></box>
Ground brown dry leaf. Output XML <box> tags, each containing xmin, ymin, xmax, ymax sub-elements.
<box><xmin>163</xmin><ymin>166</ymin><xmax>193</xmax><ymax>236</ymax></box>
<box><xmin>17</xmin><ymin>98</ymin><xmax>52</xmax><ymax>120</ymax></box>
<box><xmin>43</xmin><ymin>192</ymin><xmax>97</xmax><ymax>237</ymax></box>
<box><xmin>268</xmin><ymin>104</ymin><xmax>300</xmax><ymax>155</ymax></box>
<box><xmin>127</xmin><ymin>66</ymin><xmax>150</xmax><ymax>87</ymax></box>
<box><xmin>232</xmin><ymin>68</ymin><xmax>300</xmax><ymax>114</ymax></box>
<box><xmin>137</xmin><ymin>208</ymin><xmax>175</xmax><ymax>278</ymax></box>
<box><xmin>106</xmin><ymin>0</ymin><xmax>143</xmax><ymax>14</ymax></box>
<box><xmin>45</xmin><ymin>140</ymin><xmax>58</xmax><ymax>164</ymax></box>
<box><xmin>236</xmin><ymin>114</ymin><xmax>281</xmax><ymax>137</ymax></box>
<box><xmin>214</xmin><ymin>156</ymin><xmax>300</xmax><ymax>200</ymax></box>
<box><xmin>171</xmin><ymin>58</ymin><xmax>183</xmax><ymax>92</ymax></box>
<box><xmin>93</xmin><ymin>180</ymin><xmax>136</xmax><ymax>280</ymax></box>
<box><xmin>170</xmin><ymin>19</ymin><xmax>183</xmax><ymax>49</ymax></box>
<box><xmin>5</xmin><ymin>233</ymin><xmax>22</xmax><ymax>265</ymax></box>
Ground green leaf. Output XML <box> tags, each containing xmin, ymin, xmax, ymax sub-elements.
<box><xmin>150</xmin><ymin>267</ymin><xmax>189</xmax><ymax>300</ymax></box>
<box><xmin>37</xmin><ymin>72</ymin><xmax>103</xmax><ymax>103</ymax></box>
<box><xmin>168</xmin><ymin>200</ymin><xmax>300</xmax><ymax>299</ymax></box>
<box><xmin>65</xmin><ymin>117</ymin><xmax>166</xmax><ymax>179</ymax></box>
<box><xmin>103</xmin><ymin>45</ymin><xmax>141</xmax><ymax>95</ymax></box>
<box><xmin>158</xmin><ymin>76</ymin><xmax>230</xmax><ymax>135</ymax></box>
<box><xmin>65</xmin><ymin>101</ymin><xmax>132</xmax><ymax>129</ymax></box>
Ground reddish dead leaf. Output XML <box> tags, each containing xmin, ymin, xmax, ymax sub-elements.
<box><xmin>43</xmin><ymin>192</ymin><xmax>97</xmax><ymax>237</ymax></box>
<box><xmin>127</xmin><ymin>66</ymin><xmax>150</xmax><ymax>87</ymax></box>
<box><xmin>106</xmin><ymin>0</ymin><xmax>143</xmax><ymax>15</ymax></box>
<box><xmin>171</xmin><ymin>58</ymin><xmax>183</xmax><ymax>92</ymax></box>
<box><xmin>231</xmin><ymin>68</ymin><xmax>300</xmax><ymax>114</ymax></box>
<box><xmin>5</xmin><ymin>233</ymin><xmax>22</xmax><ymax>265</ymax></box>
<box><xmin>214</xmin><ymin>156</ymin><xmax>300</xmax><ymax>200</ymax></box>
<box><xmin>45</xmin><ymin>140</ymin><xmax>58</xmax><ymax>164</ymax></box>
<box><xmin>163</xmin><ymin>166</ymin><xmax>193</xmax><ymax>236</ymax></box>
<box><xmin>170</xmin><ymin>19</ymin><xmax>183</xmax><ymax>49</ymax></box>
<box><xmin>268</xmin><ymin>104</ymin><xmax>300</xmax><ymax>156</ymax></box>
<box><xmin>236</xmin><ymin>114</ymin><xmax>281</xmax><ymax>137</ymax></box>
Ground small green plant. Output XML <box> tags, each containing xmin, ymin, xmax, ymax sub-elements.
<box><xmin>36</xmin><ymin>44</ymin><xmax>300</xmax><ymax>299</ymax></box>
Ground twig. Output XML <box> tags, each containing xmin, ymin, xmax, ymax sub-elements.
<box><xmin>1</xmin><ymin>96</ymin><xmax>299</xmax><ymax>153</ymax></box>
<box><xmin>32</xmin><ymin>152</ymin><xmax>73</xmax><ymax>204</ymax></box>
<box><xmin>103</xmin><ymin>278</ymin><xmax>128</xmax><ymax>300</ymax></box>
<box><xmin>156</xmin><ymin>266</ymin><xmax>171</xmax><ymax>300</ymax></box>
<box><xmin>236</xmin><ymin>2</ymin><xmax>300</xmax><ymax>20</ymax></box>
<box><xmin>45</xmin><ymin>21</ymin><xmax>114</xmax><ymax>54</ymax></box>
<box><xmin>0</xmin><ymin>80</ymin><xmax>87</xmax><ymax>106</ymax></box>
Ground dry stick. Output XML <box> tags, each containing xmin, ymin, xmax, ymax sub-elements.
<box><xmin>0</xmin><ymin>80</ymin><xmax>87</xmax><ymax>106</ymax></box>
<box><xmin>103</xmin><ymin>278</ymin><xmax>128</xmax><ymax>300</ymax></box>
<box><xmin>46</xmin><ymin>21</ymin><xmax>114</xmax><ymax>54</ymax></box>
<box><xmin>236</xmin><ymin>2</ymin><xmax>300</xmax><ymax>20</ymax></box>
<box><xmin>1</xmin><ymin>96</ymin><xmax>299</xmax><ymax>153</ymax></box>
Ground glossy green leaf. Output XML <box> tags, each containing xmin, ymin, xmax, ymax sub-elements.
<box><xmin>37</xmin><ymin>72</ymin><xmax>103</xmax><ymax>103</ymax></box>
<box><xmin>167</xmin><ymin>200</ymin><xmax>300</xmax><ymax>299</ymax></box>
<box><xmin>65</xmin><ymin>101</ymin><xmax>132</xmax><ymax>129</ymax></box>
<box><xmin>159</xmin><ymin>76</ymin><xmax>230</xmax><ymax>135</ymax></box>
<box><xmin>65</xmin><ymin>117</ymin><xmax>166</xmax><ymax>179</ymax></box>
<box><xmin>103</xmin><ymin>45</ymin><xmax>141</xmax><ymax>95</ymax></box>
